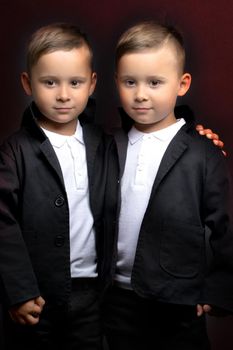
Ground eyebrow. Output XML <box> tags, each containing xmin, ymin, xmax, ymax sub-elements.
<box><xmin>118</xmin><ymin>74</ymin><xmax>166</xmax><ymax>81</ymax></box>
<box><xmin>147</xmin><ymin>75</ymin><xmax>166</xmax><ymax>81</ymax></box>
<box><xmin>38</xmin><ymin>75</ymin><xmax>88</xmax><ymax>80</ymax></box>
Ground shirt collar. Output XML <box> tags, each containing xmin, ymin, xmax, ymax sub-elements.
<box><xmin>128</xmin><ymin>127</ymin><xmax>145</xmax><ymax>145</ymax></box>
<box><xmin>128</xmin><ymin>118</ymin><xmax>186</xmax><ymax>144</ymax></box>
<box><xmin>73</xmin><ymin>121</ymin><xmax>84</xmax><ymax>144</ymax></box>
<box><xmin>41</xmin><ymin>121</ymin><xmax>84</xmax><ymax>148</ymax></box>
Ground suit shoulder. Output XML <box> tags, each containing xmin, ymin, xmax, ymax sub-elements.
<box><xmin>0</xmin><ymin>127</ymin><xmax>36</xmax><ymax>159</ymax></box>
<box><xmin>186</xmin><ymin>126</ymin><xmax>224</xmax><ymax>159</ymax></box>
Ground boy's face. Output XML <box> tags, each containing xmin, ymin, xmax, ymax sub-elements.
<box><xmin>116</xmin><ymin>45</ymin><xmax>191</xmax><ymax>132</ymax></box>
<box><xmin>21</xmin><ymin>47</ymin><xmax>96</xmax><ymax>135</ymax></box>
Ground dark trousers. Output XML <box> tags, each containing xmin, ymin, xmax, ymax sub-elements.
<box><xmin>103</xmin><ymin>286</ymin><xmax>211</xmax><ymax>350</ymax></box>
<box><xmin>3</xmin><ymin>278</ymin><xmax>103</xmax><ymax>350</ymax></box>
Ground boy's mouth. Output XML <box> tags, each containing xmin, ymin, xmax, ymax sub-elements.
<box><xmin>54</xmin><ymin>107</ymin><xmax>73</xmax><ymax>113</ymax></box>
<box><xmin>132</xmin><ymin>107</ymin><xmax>152</xmax><ymax>112</ymax></box>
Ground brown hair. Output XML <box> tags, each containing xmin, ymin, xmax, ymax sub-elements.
<box><xmin>26</xmin><ymin>22</ymin><xmax>93</xmax><ymax>74</ymax></box>
<box><xmin>115</xmin><ymin>21</ymin><xmax>186</xmax><ymax>74</ymax></box>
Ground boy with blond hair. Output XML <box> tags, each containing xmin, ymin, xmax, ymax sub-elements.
<box><xmin>0</xmin><ymin>21</ymin><xmax>225</xmax><ymax>350</ymax></box>
<box><xmin>103</xmin><ymin>21</ymin><xmax>233</xmax><ymax>350</ymax></box>
<box><xmin>0</xmin><ymin>22</ymin><xmax>114</xmax><ymax>350</ymax></box>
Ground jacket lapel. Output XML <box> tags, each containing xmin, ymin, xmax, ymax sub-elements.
<box><xmin>40</xmin><ymin>140</ymin><xmax>65</xmax><ymax>187</ymax></box>
<box><xmin>149</xmin><ymin>129</ymin><xmax>191</xmax><ymax>201</ymax></box>
<box><xmin>83</xmin><ymin>125</ymin><xmax>102</xmax><ymax>186</ymax></box>
<box><xmin>114</xmin><ymin>129</ymin><xmax>128</xmax><ymax>179</ymax></box>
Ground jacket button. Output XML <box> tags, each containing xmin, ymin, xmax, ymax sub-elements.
<box><xmin>55</xmin><ymin>195</ymin><xmax>65</xmax><ymax>207</ymax></box>
<box><xmin>54</xmin><ymin>235</ymin><xmax>65</xmax><ymax>247</ymax></box>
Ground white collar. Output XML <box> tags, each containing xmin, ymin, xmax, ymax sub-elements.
<box><xmin>128</xmin><ymin>118</ymin><xmax>186</xmax><ymax>145</ymax></box>
<box><xmin>42</xmin><ymin>121</ymin><xmax>84</xmax><ymax>148</ymax></box>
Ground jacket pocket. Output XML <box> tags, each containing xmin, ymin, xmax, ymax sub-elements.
<box><xmin>159</xmin><ymin>221</ymin><xmax>204</xmax><ymax>278</ymax></box>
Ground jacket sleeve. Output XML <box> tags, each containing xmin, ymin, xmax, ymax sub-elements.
<box><xmin>0</xmin><ymin>141</ymin><xmax>40</xmax><ymax>307</ymax></box>
<box><xmin>201</xmin><ymin>144</ymin><xmax>233</xmax><ymax>313</ymax></box>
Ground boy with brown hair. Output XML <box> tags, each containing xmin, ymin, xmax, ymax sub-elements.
<box><xmin>103</xmin><ymin>21</ymin><xmax>233</xmax><ymax>350</ymax></box>
<box><xmin>0</xmin><ymin>22</ymin><xmax>113</xmax><ymax>350</ymax></box>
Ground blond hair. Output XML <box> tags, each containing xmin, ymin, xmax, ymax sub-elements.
<box><xmin>115</xmin><ymin>21</ymin><xmax>186</xmax><ymax>74</ymax></box>
<box><xmin>26</xmin><ymin>22</ymin><xmax>93</xmax><ymax>73</ymax></box>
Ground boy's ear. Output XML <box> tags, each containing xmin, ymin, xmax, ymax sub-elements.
<box><xmin>178</xmin><ymin>73</ymin><xmax>191</xmax><ymax>96</ymax></box>
<box><xmin>89</xmin><ymin>72</ymin><xmax>97</xmax><ymax>96</ymax></box>
<box><xmin>21</xmin><ymin>72</ymin><xmax>32</xmax><ymax>96</ymax></box>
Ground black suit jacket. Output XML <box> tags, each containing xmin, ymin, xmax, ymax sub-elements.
<box><xmin>111</xmin><ymin>108</ymin><xmax>233</xmax><ymax>312</ymax></box>
<box><xmin>0</xmin><ymin>101</ymin><xmax>113</xmax><ymax>308</ymax></box>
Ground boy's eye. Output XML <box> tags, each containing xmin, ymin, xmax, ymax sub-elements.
<box><xmin>125</xmin><ymin>80</ymin><xmax>135</xmax><ymax>87</ymax></box>
<box><xmin>150</xmin><ymin>80</ymin><xmax>161</xmax><ymax>87</ymax></box>
<box><xmin>45</xmin><ymin>80</ymin><xmax>55</xmax><ymax>87</ymax></box>
<box><xmin>71</xmin><ymin>80</ymin><xmax>80</xmax><ymax>86</ymax></box>
<box><xmin>71</xmin><ymin>80</ymin><xmax>84</xmax><ymax>87</ymax></box>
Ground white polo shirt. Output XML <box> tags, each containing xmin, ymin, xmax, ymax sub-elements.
<box><xmin>115</xmin><ymin>118</ymin><xmax>186</xmax><ymax>288</ymax></box>
<box><xmin>42</xmin><ymin>122</ymin><xmax>97</xmax><ymax>278</ymax></box>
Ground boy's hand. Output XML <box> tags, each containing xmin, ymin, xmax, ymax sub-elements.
<box><xmin>196</xmin><ymin>304</ymin><xmax>229</xmax><ymax>317</ymax></box>
<box><xmin>9</xmin><ymin>296</ymin><xmax>45</xmax><ymax>325</ymax></box>
<box><xmin>196</xmin><ymin>303</ymin><xmax>212</xmax><ymax>317</ymax></box>
<box><xmin>196</xmin><ymin>124</ymin><xmax>226</xmax><ymax>156</ymax></box>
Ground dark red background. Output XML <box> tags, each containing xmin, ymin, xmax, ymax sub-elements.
<box><xmin>0</xmin><ymin>0</ymin><xmax>233</xmax><ymax>348</ymax></box>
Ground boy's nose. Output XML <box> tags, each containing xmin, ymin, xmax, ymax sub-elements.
<box><xmin>56</xmin><ymin>85</ymin><xmax>70</xmax><ymax>102</ymax></box>
<box><xmin>135</xmin><ymin>86</ymin><xmax>148</xmax><ymax>102</ymax></box>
